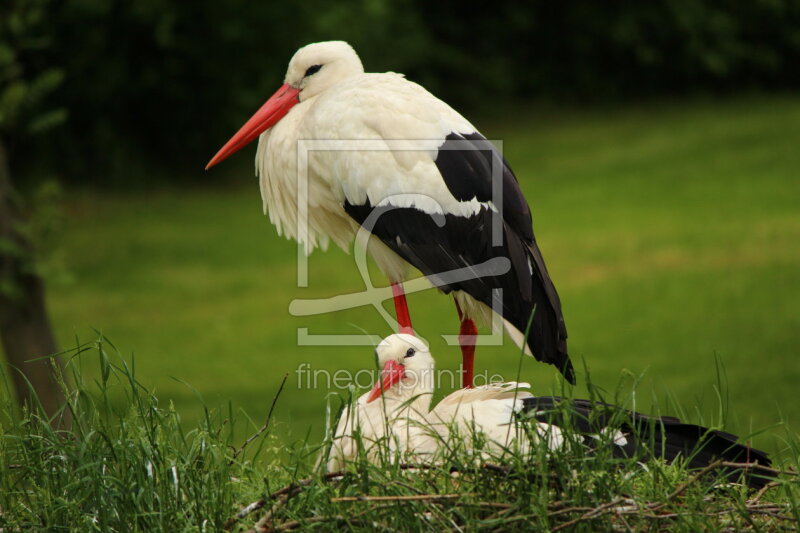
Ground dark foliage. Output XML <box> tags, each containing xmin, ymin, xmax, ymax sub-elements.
<box><xmin>4</xmin><ymin>0</ymin><xmax>800</xmax><ymax>184</ymax></box>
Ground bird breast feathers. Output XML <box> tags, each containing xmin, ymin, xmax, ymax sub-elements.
<box><xmin>302</xmin><ymin>74</ymin><xmax>486</xmax><ymax>218</ymax></box>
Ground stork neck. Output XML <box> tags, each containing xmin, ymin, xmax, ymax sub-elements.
<box><xmin>383</xmin><ymin>367</ymin><xmax>434</xmax><ymax>414</ymax></box>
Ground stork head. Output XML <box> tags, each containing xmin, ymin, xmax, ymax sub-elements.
<box><xmin>283</xmin><ymin>41</ymin><xmax>363</xmax><ymax>101</ymax></box>
<box><xmin>206</xmin><ymin>41</ymin><xmax>363</xmax><ymax>169</ymax></box>
<box><xmin>366</xmin><ymin>334</ymin><xmax>434</xmax><ymax>403</ymax></box>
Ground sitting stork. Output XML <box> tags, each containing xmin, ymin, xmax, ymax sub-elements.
<box><xmin>326</xmin><ymin>333</ymin><xmax>547</xmax><ymax>470</ymax></box>
<box><xmin>206</xmin><ymin>41</ymin><xmax>572</xmax><ymax>386</ymax></box>
<box><xmin>327</xmin><ymin>335</ymin><xmax>773</xmax><ymax>488</ymax></box>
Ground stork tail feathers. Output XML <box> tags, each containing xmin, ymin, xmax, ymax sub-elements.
<box><xmin>502</xmin><ymin>236</ymin><xmax>573</xmax><ymax>383</ymax></box>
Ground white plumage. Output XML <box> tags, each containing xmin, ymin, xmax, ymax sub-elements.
<box><xmin>207</xmin><ymin>40</ymin><xmax>574</xmax><ymax>387</ymax></box>
<box><xmin>326</xmin><ymin>336</ymin><xmax>775</xmax><ymax>492</ymax></box>
<box><xmin>257</xmin><ymin>43</ymin><xmax>477</xmax><ymax>272</ymax></box>
<box><xmin>326</xmin><ymin>334</ymin><xmax>562</xmax><ymax>470</ymax></box>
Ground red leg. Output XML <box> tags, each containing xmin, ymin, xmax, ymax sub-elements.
<box><xmin>391</xmin><ymin>282</ymin><xmax>414</xmax><ymax>334</ymax></box>
<box><xmin>455</xmin><ymin>300</ymin><xmax>477</xmax><ymax>388</ymax></box>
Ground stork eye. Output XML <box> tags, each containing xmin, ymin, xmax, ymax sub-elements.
<box><xmin>304</xmin><ymin>64</ymin><xmax>322</xmax><ymax>77</ymax></box>
<box><xmin>404</xmin><ymin>348</ymin><xmax>416</xmax><ymax>358</ymax></box>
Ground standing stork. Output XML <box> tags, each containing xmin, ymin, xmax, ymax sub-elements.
<box><xmin>206</xmin><ymin>41</ymin><xmax>572</xmax><ymax>387</ymax></box>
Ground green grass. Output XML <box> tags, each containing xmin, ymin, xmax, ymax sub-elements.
<box><xmin>6</xmin><ymin>94</ymin><xmax>800</xmax><ymax>456</ymax></box>
<box><xmin>1</xmin><ymin>342</ymin><xmax>797</xmax><ymax>531</ymax></box>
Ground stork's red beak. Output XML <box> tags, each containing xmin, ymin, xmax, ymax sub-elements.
<box><xmin>205</xmin><ymin>83</ymin><xmax>301</xmax><ymax>170</ymax></box>
<box><xmin>366</xmin><ymin>360</ymin><xmax>406</xmax><ymax>403</ymax></box>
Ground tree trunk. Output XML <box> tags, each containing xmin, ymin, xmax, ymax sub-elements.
<box><xmin>0</xmin><ymin>140</ymin><xmax>69</xmax><ymax>426</ymax></box>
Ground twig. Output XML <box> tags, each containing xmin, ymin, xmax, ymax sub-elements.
<box><xmin>232</xmin><ymin>373</ymin><xmax>288</xmax><ymax>461</ymax></box>
<box><xmin>331</xmin><ymin>493</ymin><xmax>471</xmax><ymax>503</ymax></box>
<box><xmin>230</xmin><ymin>458</ymin><xmax>793</xmax><ymax>532</ymax></box>
<box><xmin>547</xmin><ymin>505</ymin><xmax>595</xmax><ymax>518</ymax></box>
<box><xmin>469</xmin><ymin>501</ymin><xmax>514</xmax><ymax>510</ymax></box>
<box><xmin>395</xmin><ymin>461</ymin><xmax>525</xmax><ymax>479</ymax></box>
<box><xmin>257</xmin><ymin>471</ymin><xmax>347</xmax><ymax>526</ymax></box>
<box><xmin>602</xmin><ymin>501</ymin><xmax>795</xmax><ymax>525</ymax></box>
<box><xmin>480</xmin><ymin>506</ymin><xmax>517</xmax><ymax>524</ymax></box>
<box><xmin>222</xmin><ymin>499</ymin><xmax>267</xmax><ymax>530</ymax></box>
<box><xmin>238</xmin><ymin>463</ymin><xmax>515</xmax><ymax>531</ymax></box>
<box><xmin>389</xmin><ymin>479</ymin><xmax>426</xmax><ymax>495</ymax></box>
<box><xmin>749</xmin><ymin>481</ymin><xmax>781</xmax><ymax>504</ymax></box>
<box><xmin>550</xmin><ymin>497</ymin><xmax>627</xmax><ymax>532</ymax></box>
<box><xmin>646</xmin><ymin>459</ymin><xmax>725</xmax><ymax>512</ymax></box>
<box><xmin>249</xmin><ymin>492</ymin><xmax>294</xmax><ymax>532</ymax></box>
<box><xmin>398</xmin><ymin>463</ymin><xmax>438</xmax><ymax>471</ymax></box>
<box><xmin>227</xmin><ymin>471</ymin><xmax>347</xmax><ymax>531</ymax></box>
<box><xmin>271</xmin><ymin>471</ymin><xmax>347</xmax><ymax>498</ymax></box>
<box><xmin>719</xmin><ymin>460</ymin><xmax>790</xmax><ymax>479</ymax></box>
<box><xmin>267</xmin><ymin>515</ymin><xmax>374</xmax><ymax>531</ymax></box>
<box><xmin>615</xmin><ymin>513</ymin><xmax>635</xmax><ymax>533</ymax></box>
<box><xmin>480</xmin><ymin>462</ymin><xmax>510</xmax><ymax>475</ymax></box>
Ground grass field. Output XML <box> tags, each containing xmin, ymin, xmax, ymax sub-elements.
<box><xmin>2</xmin><ymin>350</ymin><xmax>796</xmax><ymax>531</ymax></box>
<box><xmin>10</xmin><ymin>94</ymin><xmax>799</xmax><ymax>455</ymax></box>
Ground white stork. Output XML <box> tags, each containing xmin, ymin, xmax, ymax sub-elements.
<box><xmin>326</xmin><ymin>333</ymin><xmax>558</xmax><ymax>470</ymax></box>
<box><xmin>328</xmin><ymin>335</ymin><xmax>774</xmax><ymax>488</ymax></box>
<box><xmin>206</xmin><ymin>40</ymin><xmax>572</xmax><ymax>387</ymax></box>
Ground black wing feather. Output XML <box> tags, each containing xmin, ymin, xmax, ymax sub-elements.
<box><xmin>523</xmin><ymin>396</ymin><xmax>774</xmax><ymax>489</ymax></box>
<box><xmin>343</xmin><ymin>131</ymin><xmax>573</xmax><ymax>382</ymax></box>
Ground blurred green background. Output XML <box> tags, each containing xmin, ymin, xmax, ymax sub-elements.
<box><xmin>2</xmin><ymin>1</ymin><xmax>799</xmax><ymax>454</ymax></box>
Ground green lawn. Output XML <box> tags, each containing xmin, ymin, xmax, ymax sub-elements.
<box><xmin>11</xmin><ymin>94</ymin><xmax>800</xmax><ymax>454</ymax></box>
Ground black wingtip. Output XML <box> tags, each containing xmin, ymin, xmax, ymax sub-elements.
<box><xmin>521</xmin><ymin>396</ymin><xmax>775</xmax><ymax>489</ymax></box>
<box><xmin>563</xmin><ymin>361</ymin><xmax>577</xmax><ymax>385</ymax></box>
